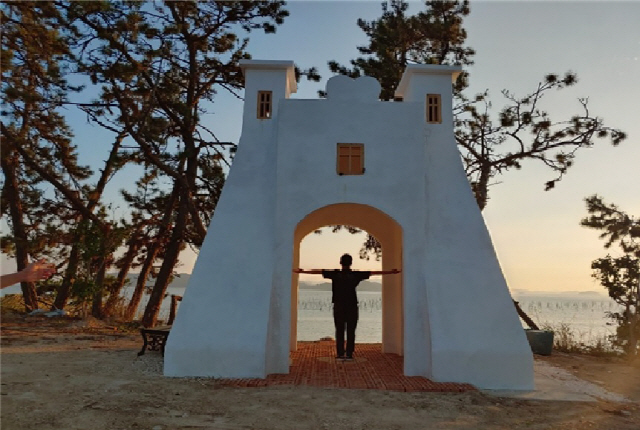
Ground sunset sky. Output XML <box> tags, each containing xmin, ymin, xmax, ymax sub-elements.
<box><xmin>204</xmin><ymin>0</ymin><xmax>640</xmax><ymax>293</ymax></box>
<box><xmin>2</xmin><ymin>1</ymin><xmax>638</xmax><ymax>294</ymax></box>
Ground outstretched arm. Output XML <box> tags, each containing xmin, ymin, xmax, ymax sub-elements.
<box><xmin>369</xmin><ymin>269</ymin><xmax>401</xmax><ymax>275</ymax></box>
<box><xmin>293</xmin><ymin>269</ymin><xmax>326</xmax><ymax>275</ymax></box>
<box><xmin>1</xmin><ymin>259</ymin><xmax>55</xmax><ymax>289</ymax></box>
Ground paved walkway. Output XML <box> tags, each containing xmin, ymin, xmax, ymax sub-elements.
<box><xmin>209</xmin><ymin>341</ymin><xmax>631</xmax><ymax>402</ymax></box>
<box><xmin>485</xmin><ymin>360</ymin><xmax>631</xmax><ymax>403</ymax></box>
<box><xmin>217</xmin><ymin>341</ymin><xmax>475</xmax><ymax>392</ymax></box>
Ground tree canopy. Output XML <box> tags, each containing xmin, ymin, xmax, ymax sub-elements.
<box><xmin>1</xmin><ymin>0</ymin><xmax>292</xmax><ymax>325</ymax></box>
<box><xmin>582</xmin><ymin>195</ymin><xmax>639</xmax><ymax>356</ymax></box>
<box><xmin>327</xmin><ymin>0</ymin><xmax>627</xmax><ymax>260</ymax></box>
<box><xmin>328</xmin><ymin>0</ymin><xmax>474</xmax><ymax>100</ymax></box>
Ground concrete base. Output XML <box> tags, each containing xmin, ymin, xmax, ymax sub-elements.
<box><xmin>483</xmin><ymin>360</ymin><xmax>631</xmax><ymax>403</ymax></box>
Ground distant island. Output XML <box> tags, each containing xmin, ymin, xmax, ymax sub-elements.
<box><xmin>115</xmin><ymin>274</ymin><xmax>382</xmax><ymax>292</ymax></box>
<box><xmin>0</xmin><ymin>271</ymin><xmax>606</xmax><ymax>299</ymax></box>
<box><xmin>299</xmin><ymin>280</ymin><xmax>381</xmax><ymax>292</ymax></box>
<box><xmin>510</xmin><ymin>288</ymin><xmax>605</xmax><ymax>297</ymax></box>
<box><xmin>0</xmin><ymin>273</ymin><xmax>592</xmax><ymax>298</ymax></box>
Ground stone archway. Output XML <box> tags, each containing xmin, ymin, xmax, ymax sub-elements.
<box><xmin>290</xmin><ymin>203</ymin><xmax>404</xmax><ymax>355</ymax></box>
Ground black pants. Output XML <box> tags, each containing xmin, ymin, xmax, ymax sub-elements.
<box><xmin>333</xmin><ymin>305</ymin><xmax>358</xmax><ymax>357</ymax></box>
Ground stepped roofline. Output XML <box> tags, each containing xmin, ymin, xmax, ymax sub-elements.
<box><xmin>395</xmin><ymin>64</ymin><xmax>462</xmax><ymax>100</ymax></box>
<box><xmin>239</xmin><ymin>59</ymin><xmax>297</xmax><ymax>95</ymax></box>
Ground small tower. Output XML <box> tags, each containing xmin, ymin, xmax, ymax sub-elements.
<box><xmin>395</xmin><ymin>63</ymin><xmax>460</xmax><ymax>124</ymax></box>
<box><xmin>164</xmin><ymin>60</ymin><xmax>534</xmax><ymax>391</ymax></box>
<box><xmin>240</xmin><ymin>60</ymin><xmax>296</xmax><ymax>131</ymax></box>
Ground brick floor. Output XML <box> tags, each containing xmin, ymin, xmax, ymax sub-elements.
<box><xmin>217</xmin><ymin>341</ymin><xmax>475</xmax><ymax>392</ymax></box>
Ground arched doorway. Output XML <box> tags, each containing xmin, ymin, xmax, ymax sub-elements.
<box><xmin>290</xmin><ymin>203</ymin><xmax>403</xmax><ymax>355</ymax></box>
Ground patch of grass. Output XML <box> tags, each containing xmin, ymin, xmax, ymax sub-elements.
<box><xmin>1</xmin><ymin>294</ymin><xmax>82</xmax><ymax>317</ymax></box>
<box><xmin>1</xmin><ymin>294</ymin><xmax>30</xmax><ymax>316</ymax></box>
<box><xmin>540</xmin><ymin>322</ymin><xmax>620</xmax><ymax>357</ymax></box>
<box><xmin>115</xmin><ymin>320</ymin><xmax>142</xmax><ymax>333</ymax></box>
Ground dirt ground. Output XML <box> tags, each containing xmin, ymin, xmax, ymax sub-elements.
<box><xmin>1</xmin><ymin>315</ymin><xmax>638</xmax><ymax>430</ymax></box>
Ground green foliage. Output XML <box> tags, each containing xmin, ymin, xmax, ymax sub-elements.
<box><xmin>581</xmin><ymin>195</ymin><xmax>640</xmax><ymax>258</ymax></box>
<box><xmin>328</xmin><ymin>1</ymin><xmax>627</xmax><ymax>212</ymax></box>
<box><xmin>0</xmin><ymin>294</ymin><xmax>25</xmax><ymax>315</ymax></box>
<box><xmin>540</xmin><ymin>322</ymin><xmax>618</xmax><ymax>356</ymax></box>
<box><xmin>1</xmin><ymin>1</ymin><xmax>89</xmax><ymax>179</ymax></box>
<box><xmin>328</xmin><ymin>0</ymin><xmax>474</xmax><ymax>100</ymax></box>
<box><xmin>70</xmin><ymin>277</ymin><xmax>101</xmax><ymax>304</ymax></box>
<box><xmin>1</xmin><ymin>1</ymin><xmax>125</xmax><ymax>285</ymax></box>
<box><xmin>331</xmin><ymin>1</ymin><xmax>627</xmax><ymax>260</ymax></box>
<box><xmin>582</xmin><ymin>196</ymin><xmax>640</xmax><ymax>356</ymax></box>
<box><xmin>1</xmin><ymin>1</ymin><xmax>290</xmax><ymax>322</ymax></box>
<box><xmin>57</xmin><ymin>0</ymin><xmax>291</xmax><ymax>325</ymax></box>
<box><xmin>455</xmin><ymin>75</ymin><xmax>626</xmax><ymax>208</ymax></box>
<box><xmin>1</xmin><ymin>1</ymin><xmax>96</xmax><ymax>311</ymax></box>
<box><xmin>68</xmin><ymin>273</ymin><xmax>123</xmax><ymax>316</ymax></box>
<box><xmin>592</xmin><ymin>256</ymin><xmax>639</xmax><ymax>303</ymax></box>
<box><xmin>64</xmin><ymin>0</ymin><xmax>289</xmax><ymax>248</ymax></box>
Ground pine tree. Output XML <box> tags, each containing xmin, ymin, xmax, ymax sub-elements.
<box><xmin>582</xmin><ymin>195</ymin><xmax>640</xmax><ymax>356</ymax></box>
<box><xmin>328</xmin><ymin>0</ymin><xmax>474</xmax><ymax>100</ymax></box>
<box><xmin>118</xmin><ymin>168</ymin><xmax>179</xmax><ymax>321</ymax></box>
<box><xmin>329</xmin><ymin>0</ymin><xmax>627</xmax><ymax>261</ymax></box>
<box><xmin>1</xmin><ymin>1</ymin><xmax>89</xmax><ymax>311</ymax></box>
<box><xmin>63</xmin><ymin>0</ymin><xmax>290</xmax><ymax>326</ymax></box>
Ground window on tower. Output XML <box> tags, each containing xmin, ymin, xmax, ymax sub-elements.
<box><xmin>426</xmin><ymin>93</ymin><xmax>442</xmax><ymax>124</ymax></box>
<box><xmin>257</xmin><ymin>90</ymin><xmax>272</xmax><ymax>119</ymax></box>
<box><xmin>336</xmin><ymin>143</ymin><xmax>365</xmax><ymax>175</ymax></box>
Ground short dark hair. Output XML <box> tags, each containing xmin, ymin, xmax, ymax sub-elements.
<box><xmin>339</xmin><ymin>253</ymin><xmax>353</xmax><ymax>266</ymax></box>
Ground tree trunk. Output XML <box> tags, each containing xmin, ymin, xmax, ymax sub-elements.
<box><xmin>0</xmin><ymin>144</ymin><xmax>39</xmax><ymax>311</ymax></box>
<box><xmin>474</xmin><ymin>164</ymin><xmax>491</xmax><ymax>211</ymax></box>
<box><xmin>141</xmin><ymin>197</ymin><xmax>188</xmax><ymax>327</ymax></box>
<box><xmin>91</xmin><ymin>255</ymin><xmax>108</xmax><ymax>318</ymax></box>
<box><xmin>17</xmin><ymin>272</ymin><xmax>39</xmax><ymax>313</ymax></box>
<box><xmin>103</xmin><ymin>238</ymin><xmax>139</xmax><ymax>319</ymax></box>
<box><xmin>629</xmin><ymin>312</ymin><xmax>638</xmax><ymax>357</ymax></box>
<box><xmin>627</xmin><ymin>279</ymin><xmax>638</xmax><ymax>356</ymax></box>
<box><xmin>168</xmin><ymin>294</ymin><xmax>182</xmax><ymax>325</ymax></box>
<box><xmin>53</xmin><ymin>240</ymin><xmax>81</xmax><ymax>310</ymax></box>
<box><xmin>513</xmin><ymin>300</ymin><xmax>539</xmax><ymax>330</ymax></box>
<box><xmin>126</xmin><ymin>182</ymin><xmax>180</xmax><ymax>321</ymax></box>
<box><xmin>124</xmin><ymin>243</ymin><xmax>160</xmax><ymax>321</ymax></box>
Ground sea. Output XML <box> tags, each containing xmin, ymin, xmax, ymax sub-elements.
<box><xmin>2</xmin><ymin>281</ymin><xmax>621</xmax><ymax>347</ymax></box>
<box><xmin>152</xmin><ymin>286</ymin><xmax>621</xmax><ymax>348</ymax></box>
<box><xmin>294</xmin><ymin>289</ymin><xmax>622</xmax><ymax>347</ymax></box>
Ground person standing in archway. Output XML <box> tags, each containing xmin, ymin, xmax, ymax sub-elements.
<box><xmin>295</xmin><ymin>253</ymin><xmax>400</xmax><ymax>360</ymax></box>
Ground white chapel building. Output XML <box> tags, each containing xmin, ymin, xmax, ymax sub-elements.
<box><xmin>164</xmin><ymin>60</ymin><xmax>534</xmax><ymax>390</ymax></box>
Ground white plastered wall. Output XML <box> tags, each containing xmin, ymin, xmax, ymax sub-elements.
<box><xmin>163</xmin><ymin>61</ymin><xmax>295</xmax><ymax>378</ymax></box>
<box><xmin>164</xmin><ymin>60</ymin><xmax>534</xmax><ymax>390</ymax></box>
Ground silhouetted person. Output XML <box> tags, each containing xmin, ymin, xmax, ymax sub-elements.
<box><xmin>295</xmin><ymin>253</ymin><xmax>400</xmax><ymax>359</ymax></box>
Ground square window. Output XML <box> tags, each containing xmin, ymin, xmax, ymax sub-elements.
<box><xmin>426</xmin><ymin>93</ymin><xmax>441</xmax><ymax>124</ymax></box>
<box><xmin>257</xmin><ymin>90</ymin><xmax>272</xmax><ymax>119</ymax></box>
<box><xmin>336</xmin><ymin>143</ymin><xmax>364</xmax><ymax>175</ymax></box>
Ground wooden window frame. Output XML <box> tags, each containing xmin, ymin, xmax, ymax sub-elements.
<box><xmin>426</xmin><ymin>93</ymin><xmax>442</xmax><ymax>124</ymax></box>
<box><xmin>336</xmin><ymin>143</ymin><xmax>365</xmax><ymax>176</ymax></box>
<box><xmin>257</xmin><ymin>90</ymin><xmax>272</xmax><ymax>119</ymax></box>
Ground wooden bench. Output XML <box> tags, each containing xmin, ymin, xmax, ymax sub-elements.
<box><xmin>138</xmin><ymin>325</ymin><xmax>171</xmax><ymax>356</ymax></box>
